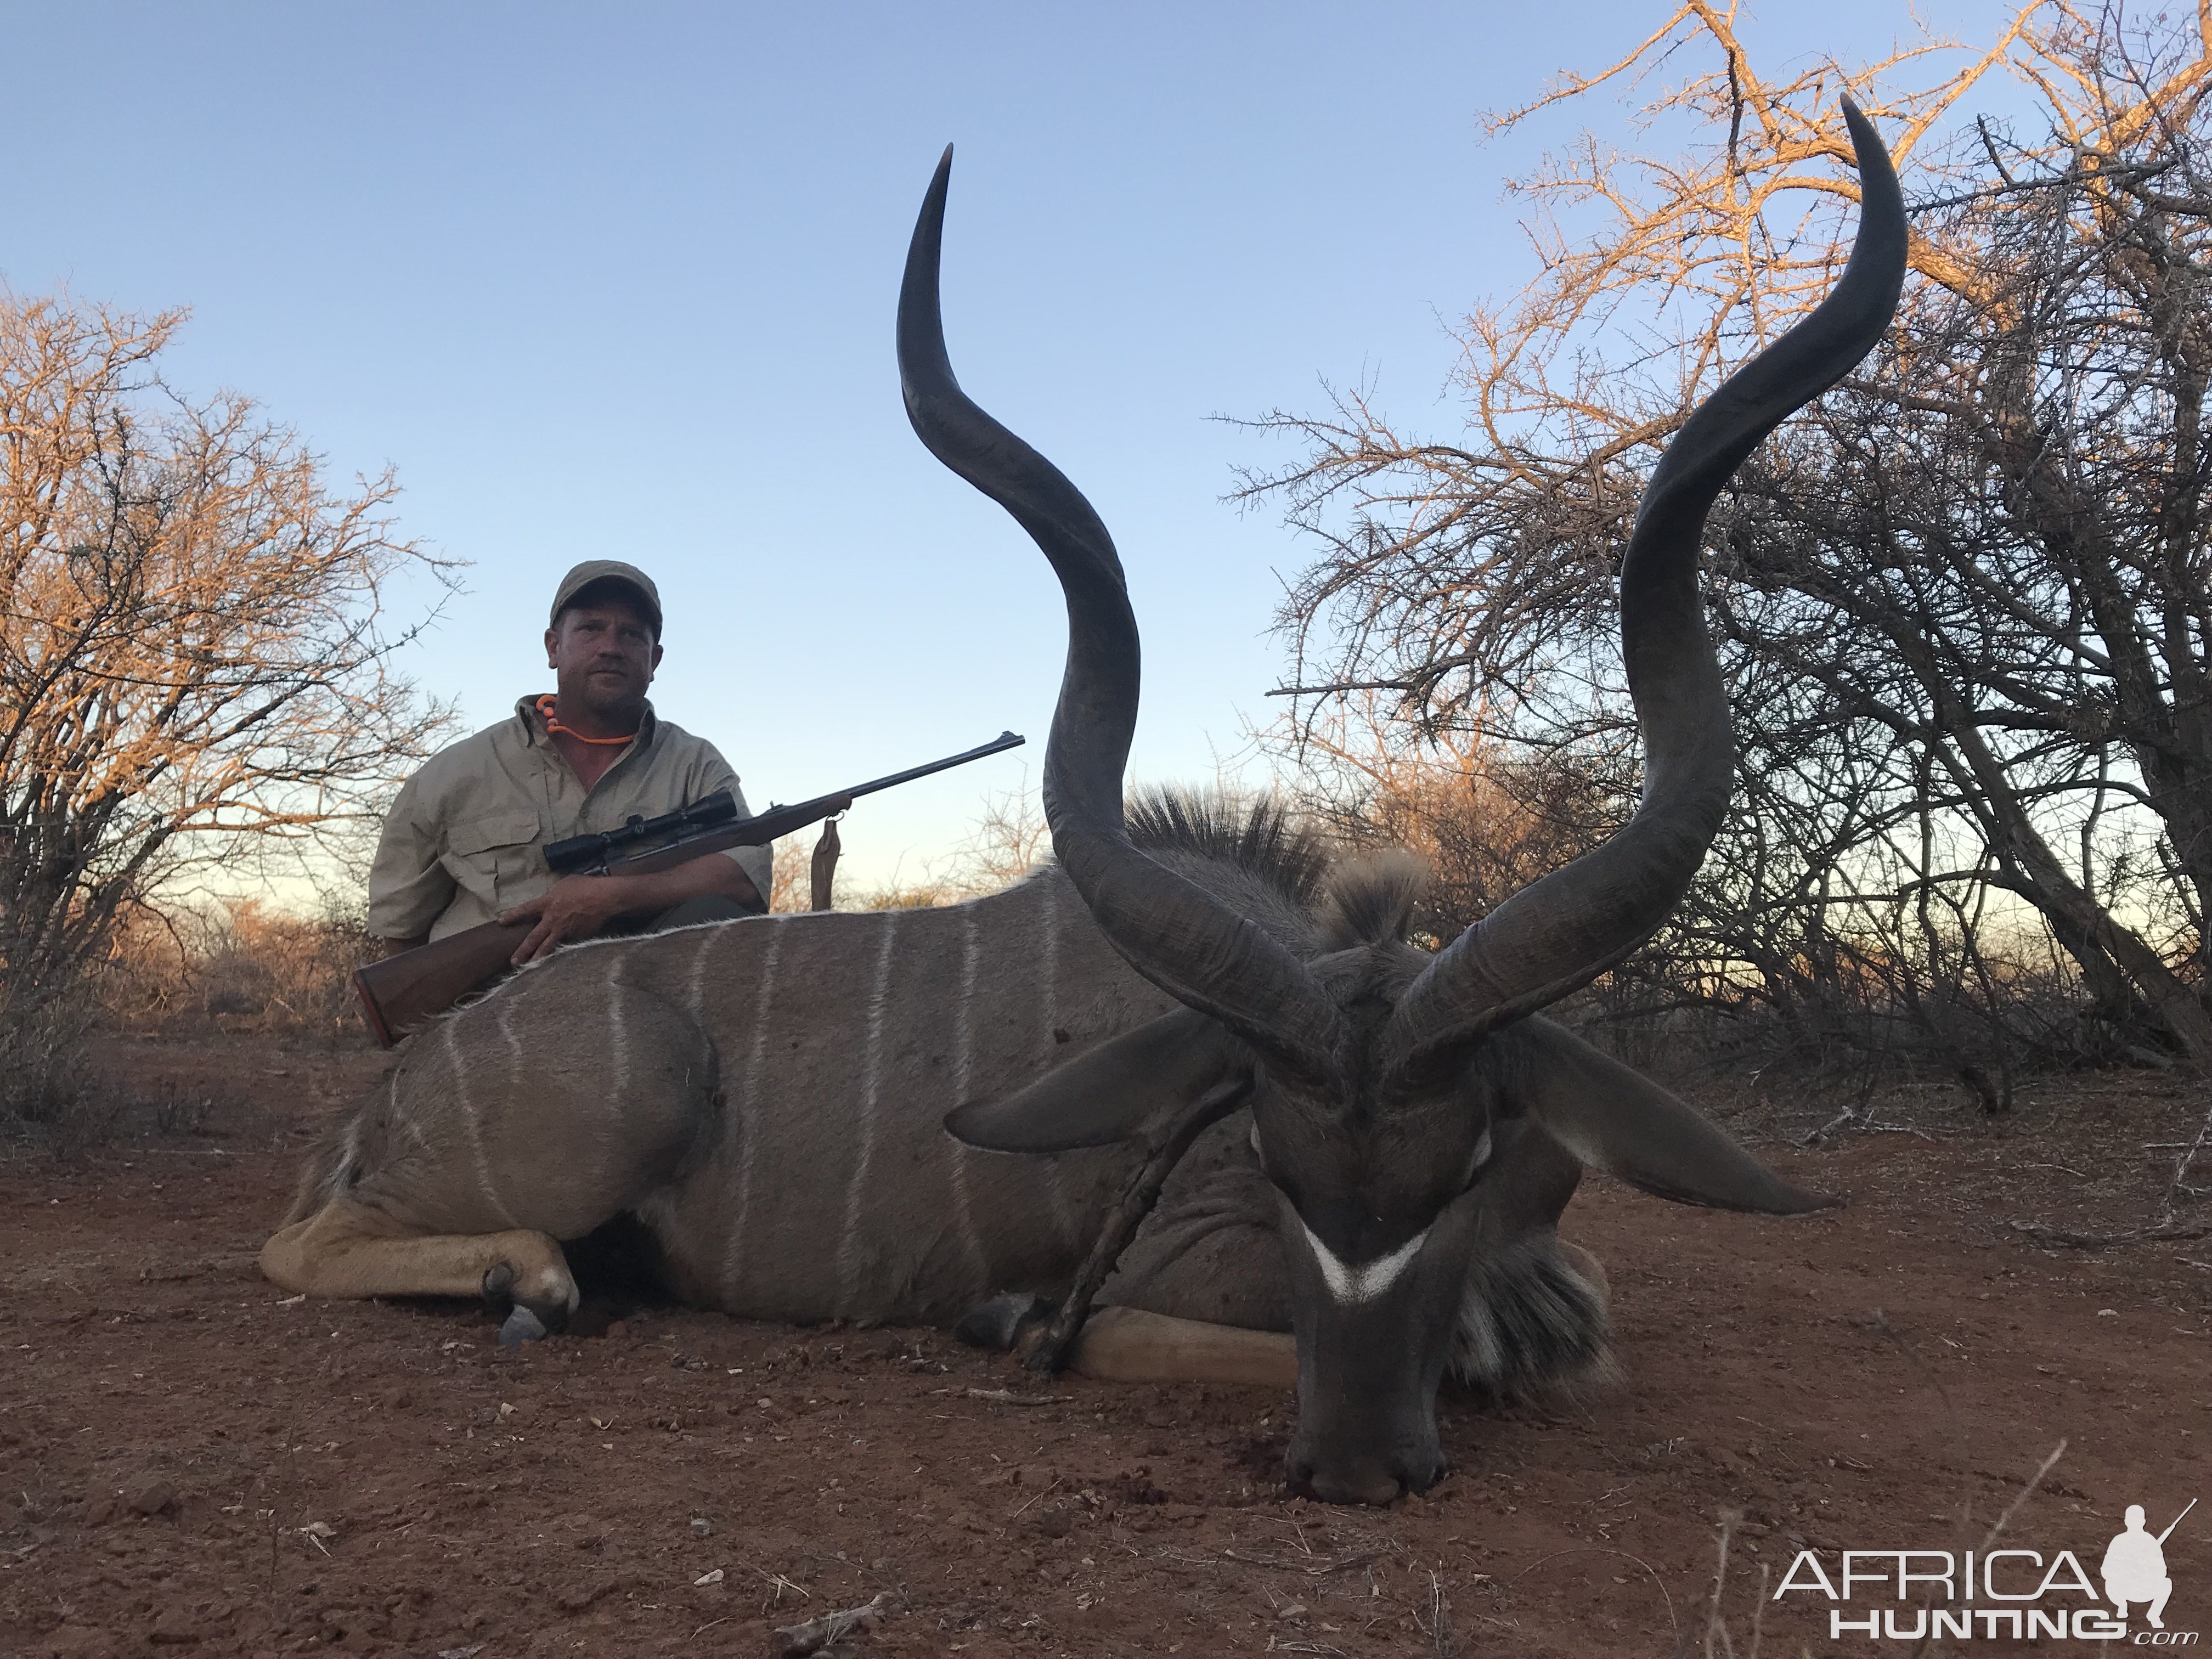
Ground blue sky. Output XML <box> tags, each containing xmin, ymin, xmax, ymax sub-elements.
<box><xmin>4</xmin><ymin>2</ymin><xmax>2014</xmax><ymax>889</ymax></box>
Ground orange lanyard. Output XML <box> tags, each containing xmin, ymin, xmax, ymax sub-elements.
<box><xmin>534</xmin><ymin>694</ymin><xmax>636</xmax><ymax>746</ymax></box>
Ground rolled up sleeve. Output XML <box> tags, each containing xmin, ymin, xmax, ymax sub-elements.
<box><xmin>366</xmin><ymin>774</ymin><xmax>457</xmax><ymax>941</ymax></box>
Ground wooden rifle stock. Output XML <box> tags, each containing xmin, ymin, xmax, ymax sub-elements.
<box><xmin>349</xmin><ymin>730</ymin><xmax>1024</xmax><ymax>1046</ymax></box>
<box><xmin>350</xmin><ymin>918</ymin><xmax>534</xmax><ymax>1049</ymax></box>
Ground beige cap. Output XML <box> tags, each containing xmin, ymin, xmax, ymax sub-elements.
<box><xmin>550</xmin><ymin>560</ymin><xmax>662</xmax><ymax>636</ymax></box>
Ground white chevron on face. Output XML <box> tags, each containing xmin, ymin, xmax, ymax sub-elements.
<box><xmin>1301</xmin><ymin>1220</ymin><xmax>1429</xmax><ymax>1305</ymax></box>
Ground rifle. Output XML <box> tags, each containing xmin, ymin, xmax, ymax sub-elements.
<box><xmin>2158</xmin><ymin>1499</ymin><xmax>2197</xmax><ymax>1545</ymax></box>
<box><xmin>351</xmin><ymin>731</ymin><xmax>1025</xmax><ymax>1047</ymax></box>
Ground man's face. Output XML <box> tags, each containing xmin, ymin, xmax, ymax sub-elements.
<box><xmin>545</xmin><ymin>597</ymin><xmax>662</xmax><ymax>719</ymax></box>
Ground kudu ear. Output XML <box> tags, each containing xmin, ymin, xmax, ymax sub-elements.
<box><xmin>1505</xmin><ymin>1018</ymin><xmax>1837</xmax><ymax>1215</ymax></box>
<box><xmin>946</xmin><ymin>1006</ymin><xmax>1246</xmax><ymax>1153</ymax></box>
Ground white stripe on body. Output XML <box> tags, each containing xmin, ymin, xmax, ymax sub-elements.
<box><xmin>608</xmin><ymin>973</ymin><xmax>630</xmax><ymax>1102</ymax></box>
<box><xmin>449</xmin><ymin>1015</ymin><xmax>518</xmax><ymax>1228</ymax></box>
<box><xmin>603</xmin><ymin>969</ymin><xmax>631</xmax><ymax>1192</ymax></box>
<box><xmin>684</xmin><ymin>927</ymin><xmax>715</xmax><ymax>1018</ymax></box>
<box><xmin>336</xmin><ymin>1116</ymin><xmax>364</xmax><ymax>1189</ymax></box>
<box><xmin>720</xmin><ymin>921</ymin><xmax>785</xmax><ymax>1299</ymax></box>
<box><xmin>492</xmin><ymin>1000</ymin><xmax>527</xmax><ymax>1167</ymax></box>
<box><xmin>946</xmin><ymin>904</ymin><xmax>989</xmax><ymax>1290</ymax></box>
<box><xmin>836</xmin><ymin>913</ymin><xmax>903</xmax><ymax>1313</ymax></box>
<box><xmin>390</xmin><ymin>1064</ymin><xmax>431</xmax><ymax>1153</ymax></box>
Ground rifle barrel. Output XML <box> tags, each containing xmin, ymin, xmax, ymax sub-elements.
<box><xmin>2157</xmin><ymin>1498</ymin><xmax>2197</xmax><ymax>1544</ymax></box>
<box><xmin>770</xmin><ymin>730</ymin><xmax>1025</xmax><ymax>814</ymax></box>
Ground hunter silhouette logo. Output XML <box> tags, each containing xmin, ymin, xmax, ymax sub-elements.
<box><xmin>2106</xmin><ymin>1502</ymin><xmax>2193</xmax><ymax>1630</ymax></box>
<box><xmin>1773</xmin><ymin>1497</ymin><xmax>2197</xmax><ymax>1643</ymax></box>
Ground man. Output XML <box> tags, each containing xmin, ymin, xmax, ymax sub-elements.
<box><xmin>368</xmin><ymin>561</ymin><xmax>769</xmax><ymax>964</ymax></box>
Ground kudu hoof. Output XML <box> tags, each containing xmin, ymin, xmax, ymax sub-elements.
<box><xmin>482</xmin><ymin>1263</ymin><xmax>567</xmax><ymax>1346</ymax></box>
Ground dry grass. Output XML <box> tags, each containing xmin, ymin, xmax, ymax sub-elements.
<box><xmin>0</xmin><ymin>994</ymin><xmax>100</xmax><ymax>1137</ymax></box>
<box><xmin>105</xmin><ymin>899</ymin><xmax>370</xmax><ymax>1043</ymax></box>
<box><xmin>4</xmin><ymin>898</ymin><xmax>372</xmax><ymax>1148</ymax></box>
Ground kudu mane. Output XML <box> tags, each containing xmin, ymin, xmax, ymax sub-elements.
<box><xmin>1131</xmin><ymin>791</ymin><xmax>1433</xmax><ymax>974</ymax></box>
<box><xmin>1126</xmin><ymin>789</ymin><xmax>1328</xmax><ymax>909</ymax></box>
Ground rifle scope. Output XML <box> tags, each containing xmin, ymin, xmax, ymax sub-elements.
<box><xmin>544</xmin><ymin>789</ymin><xmax>738</xmax><ymax>874</ymax></box>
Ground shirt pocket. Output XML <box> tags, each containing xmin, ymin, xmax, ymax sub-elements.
<box><xmin>443</xmin><ymin>810</ymin><xmax>544</xmax><ymax>908</ymax></box>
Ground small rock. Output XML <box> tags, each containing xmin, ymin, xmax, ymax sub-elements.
<box><xmin>300</xmin><ymin>1520</ymin><xmax>336</xmax><ymax>1541</ymax></box>
<box><xmin>1277</xmin><ymin>1601</ymin><xmax>1307</xmax><ymax>1620</ymax></box>
<box><xmin>693</xmin><ymin>1567</ymin><xmax>725</xmax><ymax>1586</ymax></box>
<box><xmin>690</xmin><ymin>1516</ymin><xmax>713</xmax><ymax>1538</ymax></box>
<box><xmin>125</xmin><ymin>1480</ymin><xmax>178</xmax><ymax>1517</ymax></box>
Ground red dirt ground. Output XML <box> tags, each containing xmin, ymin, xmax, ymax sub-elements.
<box><xmin>3</xmin><ymin>1033</ymin><xmax>2209</xmax><ymax>1658</ymax></box>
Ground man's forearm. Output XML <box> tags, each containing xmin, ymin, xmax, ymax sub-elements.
<box><xmin>498</xmin><ymin>850</ymin><xmax>763</xmax><ymax>966</ymax></box>
<box><xmin>594</xmin><ymin>850</ymin><xmax>763</xmax><ymax>916</ymax></box>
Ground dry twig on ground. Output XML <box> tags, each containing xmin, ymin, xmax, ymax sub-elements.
<box><xmin>769</xmin><ymin>1589</ymin><xmax>904</xmax><ymax>1658</ymax></box>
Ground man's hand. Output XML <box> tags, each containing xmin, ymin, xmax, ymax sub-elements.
<box><xmin>501</xmin><ymin>874</ymin><xmax>640</xmax><ymax>965</ymax></box>
<box><xmin>498</xmin><ymin>853</ymin><xmax>761</xmax><ymax>966</ymax></box>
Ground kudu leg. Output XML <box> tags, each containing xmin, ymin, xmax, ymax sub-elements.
<box><xmin>262</xmin><ymin>977</ymin><xmax>721</xmax><ymax>1342</ymax></box>
<box><xmin>260</xmin><ymin>1198</ymin><xmax>578</xmax><ymax>1342</ymax></box>
<box><xmin>1024</xmin><ymin>1076</ymin><xmax>1251</xmax><ymax>1373</ymax></box>
<box><xmin>1049</xmin><ymin>1107</ymin><xmax>1299</xmax><ymax>1389</ymax></box>
<box><xmin>1065</xmin><ymin>1244</ymin><xmax>1602</xmax><ymax>1396</ymax></box>
<box><xmin>1066</xmin><ymin>1306</ymin><xmax>1296</xmax><ymax>1389</ymax></box>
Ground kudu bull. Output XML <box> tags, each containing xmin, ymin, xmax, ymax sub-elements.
<box><xmin>264</xmin><ymin>102</ymin><xmax>1904</xmax><ymax>1504</ymax></box>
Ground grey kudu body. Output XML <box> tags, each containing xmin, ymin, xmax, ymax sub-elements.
<box><xmin>264</xmin><ymin>104</ymin><xmax>1905</xmax><ymax>1504</ymax></box>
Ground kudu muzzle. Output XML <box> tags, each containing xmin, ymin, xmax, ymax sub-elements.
<box><xmin>1279</xmin><ymin>1188</ymin><xmax>1487</xmax><ymax>1503</ymax></box>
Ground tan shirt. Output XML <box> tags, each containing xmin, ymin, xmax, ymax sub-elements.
<box><xmin>368</xmin><ymin>697</ymin><xmax>773</xmax><ymax>942</ymax></box>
